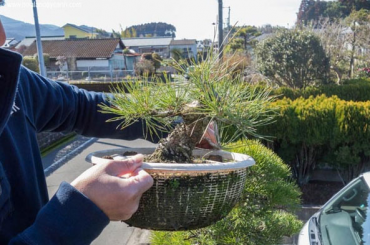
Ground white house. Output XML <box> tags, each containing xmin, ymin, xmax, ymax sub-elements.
<box><xmin>2</xmin><ymin>38</ymin><xmax>19</xmax><ymax>50</ymax></box>
<box><xmin>170</xmin><ymin>39</ymin><xmax>197</xmax><ymax>59</ymax></box>
<box><xmin>22</xmin><ymin>38</ymin><xmax>126</xmax><ymax>71</ymax></box>
<box><xmin>121</xmin><ymin>37</ymin><xmax>173</xmax><ymax>58</ymax></box>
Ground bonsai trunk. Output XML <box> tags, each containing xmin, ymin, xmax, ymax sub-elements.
<box><xmin>147</xmin><ymin>116</ymin><xmax>210</xmax><ymax>163</ymax></box>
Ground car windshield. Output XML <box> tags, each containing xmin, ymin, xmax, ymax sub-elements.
<box><xmin>319</xmin><ymin>177</ymin><xmax>370</xmax><ymax>245</ymax></box>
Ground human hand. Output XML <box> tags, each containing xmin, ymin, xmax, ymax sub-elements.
<box><xmin>71</xmin><ymin>154</ymin><xmax>153</xmax><ymax>221</ymax></box>
<box><xmin>196</xmin><ymin>121</ymin><xmax>221</xmax><ymax>150</ymax></box>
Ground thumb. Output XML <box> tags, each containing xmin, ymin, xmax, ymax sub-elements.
<box><xmin>107</xmin><ymin>154</ymin><xmax>144</xmax><ymax>177</ymax></box>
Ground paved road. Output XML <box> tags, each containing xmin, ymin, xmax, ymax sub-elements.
<box><xmin>42</xmin><ymin>136</ymin><xmax>155</xmax><ymax>245</ymax></box>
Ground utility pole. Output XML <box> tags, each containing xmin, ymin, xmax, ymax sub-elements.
<box><xmin>223</xmin><ymin>6</ymin><xmax>231</xmax><ymax>44</ymax></box>
<box><xmin>226</xmin><ymin>6</ymin><xmax>231</xmax><ymax>31</ymax></box>
<box><xmin>218</xmin><ymin>0</ymin><xmax>223</xmax><ymax>59</ymax></box>
<box><xmin>32</xmin><ymin>0</ymin><xmax>46</xmax><ymax>76</ymax></box>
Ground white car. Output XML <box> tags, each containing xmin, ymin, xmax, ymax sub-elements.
<box><xmin>298</xmin><ymin>172</ymin><xmax>370</xmax><ymax>245</ymax></box>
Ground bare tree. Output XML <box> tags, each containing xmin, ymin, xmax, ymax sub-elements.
<box><xmin>309</xmin><ymin>12</ymin><xmax>370</xmax><ymax>83</ymax></box>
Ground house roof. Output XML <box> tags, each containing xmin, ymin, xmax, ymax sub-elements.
<box><xmin>122</xmin><ymin>37</ymin><xmax>173</xmax><ymax>48</ymax></box>
<box><xmin>15</xmin><ymin>36</ymin><xmax>65</xmax><ymax>49</ymax></box>
<box><xmin>170</xmin><ymin>39</ymin><xmax>197</xmax><ymax>46</ymax></box>
<box><xmin>23</xmin><ymin>38</ymin><xmax>125</xmax><ymax>59</ymax></box>
<box><xmin>252</xmin><ymin>33</ymin><xmax>275</xmax><ymax>42</ymax></box>
<box><xmin>2</xmin><ymin>38</ymin><xmax>19</xmax><ymax>49</ymax></box>
<box><xmin>62</xmin><ymin>23</ymin><xmax>95</xmax><ymax>34</ymax></box>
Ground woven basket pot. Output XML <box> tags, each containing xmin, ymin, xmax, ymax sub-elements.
<box><xmin>86</xmin><ymin>147</ymin><xmax>254</xmax><ymax>231</ymax></box>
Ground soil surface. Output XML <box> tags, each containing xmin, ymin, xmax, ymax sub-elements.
<box><xmin>300</xmin><ymin>181</ymin><xmax>345</xmax><ymax>205</ymax></box>
<box><xmin>102</xmin><ymin>151</ymin><xmax>225</xmax><ymax>164</ymax></box>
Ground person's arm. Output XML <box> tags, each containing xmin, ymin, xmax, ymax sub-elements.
<box><xmin>9</xmin><ymin>155</ymin><xmax>152</xmax><ymax>245</ymax></box>
<box><xmin>20</xmin><ymin>66</ymin><xmax>155</xmax><ymax>140</ymax></box>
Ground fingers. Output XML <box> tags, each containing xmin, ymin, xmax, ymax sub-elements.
<box><xmin>115</xmin><ymin>168</ymin><xmax>153</xmax><ymax>221</ymax></box>
<box><xmin>106</xmin><ymin>154</ymin><xmax>144</xmax><ymax>177</ymax></box>
<box><xmin>129</xmin><ymin>168</ymin><xmax>154</xmax><ymax>194</ymax></box>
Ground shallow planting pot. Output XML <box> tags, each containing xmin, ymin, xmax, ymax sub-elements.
<box><xmin>86</xmin><ymin>147</ymin><xmax>254</xmax><ymax>231</ymax></box>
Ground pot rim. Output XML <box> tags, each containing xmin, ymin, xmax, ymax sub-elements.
<box><xmin>86</xmin><ymin>147</ymin><xmax>255</xmax><ymax>171</ymax></box>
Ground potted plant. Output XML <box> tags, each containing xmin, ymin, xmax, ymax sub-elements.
<box><xmin>85</xmin><ymin>52</ymin><xmax>276</xmax><ymax>231</ymax></box>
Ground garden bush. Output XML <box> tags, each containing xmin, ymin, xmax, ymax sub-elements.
<box><xmin>252</xmin><ymin>79</ymin><xmax>370</xmax><ymax>102</ymax></box>
<box><xmin>259</xmin><ymin>95</ymin><xmax>370</xmax><ymax>184</ymax></box>
<box><xmin>135</xmin><ymin>59</ymin><xmax>155</xmax><ymax>76</ymax></box>
<box><xmin>140</xmin><ymin>52</ymin><xmax>163</xmax><ymax>73</ymax></box>
<box><xmin>22</xmin><ymin>56</ymin><xmax>39</xmax><ymax>73</ymax></box>
<box><xmin>256</xmin><ymin>29</ymin><xmax>330</xmax><ymax>89</ymax></box>
<box><xmin>151</xmin><ymin>140</ymin><xmax>302</xmax><ymax>245</ymax></box>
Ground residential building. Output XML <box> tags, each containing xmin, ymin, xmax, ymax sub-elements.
<box><xmin>196</xmin><ymin>39</ymin><xmax>212</xmax><ymax>53</ymax></box>
<box><xmin>2</xmin><ymin>38</ymin><xmax>19</xmax><ymax>51</ymax></box>
<box><xmin>170</xmin><ymin>39</ymin><xmax>197</xmax><ymax>59</ymax></box>
<box><xmin>63</xmin><ymin>23</ymin><xmax>99</xmax><ymax>39</ymax></box>
<box><xmin>15</xmin><ymin>36</ymin><xmax>65</xmax><ymax>54</ymax></box>
<box><xmin>121</xmin><ymin>37</ymin><xmax>173</xmax><ymax>58</ymax></box>
<box><xmin>22</xmin><ymin>38</ymin><xmax>126</xmax><ymax>71</ymax></box>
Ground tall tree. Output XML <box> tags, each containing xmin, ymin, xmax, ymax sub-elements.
<box><xmin>297</xmin><ymin>0</ymin><xmax>310</xmax><ymax>25</ymax></box>
<box><xmin>339</xmin><ymin>0</ymin><xmax>370</xmax><ymax>15</ymax></box>
<box><xmin>131</xmin><ymin>27</ymin><xmax>137</xmax><ymax>38</ymax></box>
<box><xmin>345</xmin><ymin>9</ymin><xmax>370</xmax><ymax>77</ymax></box>
<box><xmin>298</xmin><ymin>0</ymin><xmax>370</xmax><ymax>24</ymax></box>
<box><xmin>125</xmin><ymin>22</ymin><xmax>176</xmax><ymax>37</ymax></box>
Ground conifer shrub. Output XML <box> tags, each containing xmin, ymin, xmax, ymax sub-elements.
<box><xmin>259</xmin><ymin>95</ymin><xmax>370</xmax><ymax>184</ymax></box>
<box><xmin>262</xmin><ymin>79</ymin><xmax>370</xmax><ymax>102</ymax></box>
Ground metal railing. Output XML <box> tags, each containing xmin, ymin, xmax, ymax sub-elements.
<box><xmin>46</xmin><ymin>70</ymin><xmax>135</xmax><ymax>82</ymax></box>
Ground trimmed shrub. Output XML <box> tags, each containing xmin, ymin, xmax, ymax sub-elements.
<box><xmin>256</xmin><ymin>29</ymin><xmax>330</xmax><ymax>89</ymax></box>
<box><xmin>259</xmin><ymin>95</ymin><xmax>370</xmax><ymax>184</ymax></box>
<box><xmin>22</xmin><ymin>56</ymin><xmax>39</xmax><ymax>73</ymax></box>
<box><xmin>151</xmin><ymin>140</ymin><xmax>302</xmax><ymax>245</ymax></box>
<box><xmin>253</xmin><ymin>79</ymin><xmax>370</xmax><ymax>102</ymax></box>
<box><xmin>34</xmin><ymin>53</ymin><xmax>50</xmax><ymax>67</ymax></box>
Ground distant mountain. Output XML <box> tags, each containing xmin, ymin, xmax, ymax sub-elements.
<box><xmin>1</xmin><ymin>15</ymin><xmax>64</xmax><ymax>41</ymax></box>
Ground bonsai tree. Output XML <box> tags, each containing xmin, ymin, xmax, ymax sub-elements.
<box><xmin>99</xmin><ymin>52</ymin><xmax>276</xmax><ymax>163</ymax></box>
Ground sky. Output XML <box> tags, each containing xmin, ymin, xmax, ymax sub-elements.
<box><xmin>0</xmin><ymin>0</ymin><xmax>302</xmax><ymax>40</ymax></box>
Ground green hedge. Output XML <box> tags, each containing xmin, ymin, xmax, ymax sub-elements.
<box><xmin>151</xmin><ymin>140</ymin><xmax>302</xmax><ymax>245</ymax></box>
<box><xmin>259</xmin><ymin>95</ymin><xmax>370</xmax><ymax>184</ymax></box>
<box><xmin>22</xmin><ymin>56</ymin><xmax>39</xmax><ymax>73</ymax></box>
<box><xmin>257</xmin><ymin>79</ymin><xmax>370</xmax><ymax>102</ymax></box>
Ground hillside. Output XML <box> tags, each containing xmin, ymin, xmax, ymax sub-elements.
<box><xmin>121</xmin><ymin>22</ymin><xmax>176</xmax><ymax>38</ymax></box>
<box><xmin>1</xmin><ymin>15</ymin><xmax>64</xmax><ymax>40</ymax></box>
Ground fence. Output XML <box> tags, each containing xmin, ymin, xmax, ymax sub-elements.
<box><xmin>46</xmin><ymin>70</ymin><xmax>135</xmax><ymax>82</ymax></box>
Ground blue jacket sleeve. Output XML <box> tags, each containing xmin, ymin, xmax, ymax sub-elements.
<box><xmin>19</xmin><ymin>66</ymin><xmax>153</xmax><ymax>140</ymax></box>
<box><xmin>9</xmin><ymin>182</ymin><xmax>110</xmax><ymax>245</ymax></box>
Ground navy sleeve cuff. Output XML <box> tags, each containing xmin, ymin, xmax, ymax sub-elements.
<box><xmin>13</xmin><ymin>181</ymin><xmax>109</xmax><ymax>245</ymax></box>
